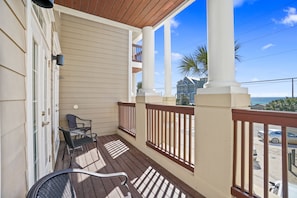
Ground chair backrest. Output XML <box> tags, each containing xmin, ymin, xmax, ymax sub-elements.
<box><xmin>59</xmin><ymin>127</ymin><xmax>75</xmax><ymax>149</ymax></box>
<box><xmin>27</xmin><ymin>169</ymin><xmax>131</xmax><ymax>198</ymax></box>
<box><xmin>66</xmin><ymin>114</ymin><xmax>77</xmax><ymax>129</ymax></box>
<box><xmin>27</xmin><ymin>169</ymin><xmax>77</xmax><ymax>198</ymax></box>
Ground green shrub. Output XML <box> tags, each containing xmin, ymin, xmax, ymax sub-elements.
<box><xmin>265</xmin><ymin>97</ymin><xmax>297</xmax><ymax>112</ymax></box>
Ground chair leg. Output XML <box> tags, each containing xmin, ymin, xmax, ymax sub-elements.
<box><xmin>85</xmin><ymin>144</ymin><xmax>89</xmax><ymax>153</ymax></box>
<box><xmin>62</xmin><ymin>143</ymin><xmax>67</xmax><ymax>160</ymax></box>
<box><xmin>69</xmin><ymin>150</ymin><xmax>73</xmax><ymax>168</ymax></box>
<box><xmin>94</xmin><ymin>140</ymin><xmax>100</xmax><ymax>159</ymax></box>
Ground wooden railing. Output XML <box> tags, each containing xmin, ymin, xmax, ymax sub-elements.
<box><xmin>146</xmin><ymin>104</ymin><xmax>195</xmax><ymax>171</ymax></box>
<box><xmin>118</xmin><ymin>102</ymin><xmax>136</xmax><ymax>137</ymax></box>
<box><xmin>231</xmin><ymin>109</ymin><xmax>297</xmax><ymax>198</ymax></box>
<box><xmin>132</xmin><ymin>44</ymin><xmax>142</xmax><ymax>62</ymax></box>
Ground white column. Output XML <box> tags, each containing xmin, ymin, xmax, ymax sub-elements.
<box><xmin>203</xmin><ymin>0</ymin><xmax>243</xmax><ymax>93</ymax></box>
<box><xmin>132</xmin><ymin>73</ymin><xmax>137</xmax><ymax>96</ymax></box>
<box><xmin>128</xmin><ymin>31</ymin><xmax>132</xmax><ymax>102</ymax></box>
<box><xmin>164</xmin><ymin>19</ymin><xmax>172</xmax><ymax>97</ymax></box>
<box><xmin>140</xmin><ymin>26</ymin><xmax>156</xmax><ymax>95</ymax></box>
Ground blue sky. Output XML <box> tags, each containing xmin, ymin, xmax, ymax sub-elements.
<box><xmin>136</xmin><ymin>0</ymin><xmax>297</xmax><ymax>97</ymax></box>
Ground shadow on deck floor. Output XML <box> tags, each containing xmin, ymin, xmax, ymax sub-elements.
<box><xmin>55</xmin><ymin>134</ymin><xmax>205</xmax><ymax>198</ymax></box>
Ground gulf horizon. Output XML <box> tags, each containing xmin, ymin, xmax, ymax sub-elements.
<box><xmin>251</xmin><ymin>97</ymin><xmax>286</xmax><ymax>106</ymax></box>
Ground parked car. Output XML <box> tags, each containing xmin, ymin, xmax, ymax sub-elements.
<box><xmin>257</xmin><ymin>129</ymin><xmax>279</xmax><ymax>139</ymax></box>
<box><xmin>253</xmin><ymin>147</ymin><xmax>257</xmax><ymax>161</ymax></box>
<box><xmin>270</xmin><ymin>181</ymin><xmax>297</xmax><ymax>197</ymax></box>
<box><xmin>257</xmin><ymin>129</ymin><xmax>297</xmax><ymax>144</ymax></box>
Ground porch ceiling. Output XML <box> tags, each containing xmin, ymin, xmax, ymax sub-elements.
<box><xmin>54</xmin><ymin>0</ymin><xmax>188</xmax><ymax>28</ymax></box>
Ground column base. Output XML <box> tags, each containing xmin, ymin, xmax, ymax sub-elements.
<box><xmin>203</xmin><ymin>80</ymin><xmax>240</xmax><ymax>89</ymax></box>
<box><xmin>198</xmin><ymin>85</ymin><xmax>248</xmax><ymax>95</ymax></box>
<box><xmin>136</xmin><ymin>95</ymin><xmax>163</xmax><ymax>104</ymax></box>
<box><xmin>163</xmin><ymin>96</ymin><xmax>176</xmax><ymax>105</ymax></box>
<box><xmin>137</xmin><ymin>88</ymin><xmax>161</xmax><ymax>96</ymax></box>
<box><xmin>194</xmin><ymin>92</ymin><xmax>250</xmax><ymax>197</ymax></box>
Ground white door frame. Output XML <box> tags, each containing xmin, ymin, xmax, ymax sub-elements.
<box><xmin>26</xmin><ymin>3</ymin><xmax>54</xmax><ymax>188</ymax></box>
<box><xmin>52</xmin><ymin>32</ymin><xmax>61</xmax><ymax>164</ymax></box>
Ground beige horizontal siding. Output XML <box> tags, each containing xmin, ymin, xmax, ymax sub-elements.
<box><xmin>1</xmin><ymin>125</ymin><xmax>26</xmax><ymax>198</ymax></box>
<box><xmin>59</xmin><ymin>14</ymin><xmax>129</xmax><ymax>135</ymax></box>
<box><xmin>0</xmin><ymin>32</ymin><xmax>26</xmax><ymax>75</ymax></box>
<box><xmin>0</xmin><ymin>0</ymin><xmax>26</xmax><ymax>51</ymax></box>
<box><xmin>0</xmin><ymin>0</ymin><xmax>27</xmax><ymax>197</ymax></box>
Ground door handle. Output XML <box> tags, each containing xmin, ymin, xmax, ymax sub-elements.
<box><xmin>42</xmin><ymin>121</ymin><xmax>50</xmax><ymax>127</ymax></box>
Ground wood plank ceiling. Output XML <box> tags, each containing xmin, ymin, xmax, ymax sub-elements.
<box><xmin>54</xmin><ymin>0</ymin><xmax>186</xmax><ymax>28</ymax></box>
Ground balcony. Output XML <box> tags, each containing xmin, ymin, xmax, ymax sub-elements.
<box><xmin>132</xmin><ymin>44</ymin><xmax>142</xmax><ymax>63</ymax></box>
<box><xmin>132</xmin><ymin>44</ymin><xmax>142</xmax><ymax>73</ymax></box>
<box><xmin>117</xmin><ymin>102</ymin><xmax>297</xmax><ymax>198</ymax></box>
<box><xmin>231</xmin><ymin>109</ymin><xmax>297</xmax><ymax>198</ymax></box>
<box><xmin>55</xmin><ymin>134</ymin><xmax>204</xmax><ymax>197</ymax></box>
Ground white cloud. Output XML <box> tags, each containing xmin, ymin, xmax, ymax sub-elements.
<box><xmin>155</xmin><ymin>71</ymin><xmax>160</xmax><ymax>76</ymax></box>
<box><xmin>171</xmin><ymin>52</ymin><xmax>183</xmax><ymax>61</ymax></box>
<box><xmin>233</xmin><ymin>0</ymin><xmax>245</xmax><ymax>7</ymax></box>
<box><xmin>280</xmin><ymin>7</ymin><xmax>297</xmax><ymax>26</ymax></box>
<box><xmin>234</xmin><ymin>0</ymin><xmax>257</xmax><ymax>8</ymax></box>
<box><xmin>154</xmin><ymin>50</ymin><xmax>158</xmax><ymax>54</ymax></box>
<box><xmin>170</xmin><ymin>18</ymin><xmax>179</xmax><ymax>28</ymax></box>
<box><xmin>261</xmin><ymin>43</ymin><xmax>275</xmax><ymax>50</ymax></box>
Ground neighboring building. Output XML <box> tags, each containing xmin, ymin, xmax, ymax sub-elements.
<box><xmin>176</xmin><ymin>77</ymin><xmax>207</xmax><ymax>104</ymax></box>
<box><xmin>251</xmin><ymin>104</ymin><xmax>265</xmax><ymax>110</ymax></box>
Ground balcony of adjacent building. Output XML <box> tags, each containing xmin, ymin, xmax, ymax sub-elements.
<box><xmin>132</xmin><ymin>44</ymin><xmax>142</xmax><ymax>73</ymax></box>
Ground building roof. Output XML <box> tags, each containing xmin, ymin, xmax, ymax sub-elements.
<box><xmin>183</xmin><ymin>76</ymin><xmax>207</xmax><ymax>84</ymax></box>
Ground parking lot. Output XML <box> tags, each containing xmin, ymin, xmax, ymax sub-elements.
<box><xmin>252</xmin><ymin>124</ymin><xmax>297</xmax><ymax>195</ymax></box>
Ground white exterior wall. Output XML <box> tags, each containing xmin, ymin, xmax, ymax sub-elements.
<box><xmin>59</xmin><ymin>14</ymin><xmax>129</xmax><ymax>135</ymax></box>
<box><xmin>0</xmin><ymin>0</ymin><xmax>27</xmax><ymax>197</ymax></box>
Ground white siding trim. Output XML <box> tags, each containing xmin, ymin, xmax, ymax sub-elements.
<box><xmin>53</xmin><ymin>32</ymin><xmax>61</xmax><ymax>53</ymax></box>
<box><xmin>25</xmin><ymin>0</ymin><xmax>34</xmax><ymax>189</ymax></box>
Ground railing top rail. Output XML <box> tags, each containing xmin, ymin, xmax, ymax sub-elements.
<box><xmin>118</xmin><ymin>102</ymin><xmax>136</xmax><ymax>107</ymax></box>
<box><xmin>146</xmin><ymin>103</ymin><xmax>194</xmax><ymax>115</ymax></box>
<box><xmin>232</xmin><ymin>108</ymin><xmax>297</xmax><ymax>128</ymax></box>
<box><xmin>132</xmin><ymin>44</ymin><xmax>142</xmax><ymax>48</ymax></box>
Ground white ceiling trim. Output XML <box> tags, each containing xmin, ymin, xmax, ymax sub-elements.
<box><xmin>153</xmin><ymin>0</ymin><xmax>196</xmax><ymax>31</ymax></box>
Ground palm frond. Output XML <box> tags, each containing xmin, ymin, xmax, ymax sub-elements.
<box><xmin>234</xmin><ymin>40</ymin><xmax>241</xmax><ymax>62</ymax></box>
<box><xmin>179</xmin><ymin>54</ymin><xmax>199</xmax><ymax>75</ymax></box>
<box><xmin>195</xmin><ymin>45</ymin><xmax>208</xmax><ymax>73</ymax></box>
<box><xmin>179</xmin><ymin>41</ymin><xmax>241</xmax><ymax>76</ymax></box>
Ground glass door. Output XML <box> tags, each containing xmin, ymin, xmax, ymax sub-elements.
<box><xmin>31</xmin><ymin>6</ymin><xmax>52</xmax><ymax>180</ymax></box>
<box><xmin>41</xmin><ymin>54</ymin><xmax>51</xmax><ymax>174</ymax></box>
<box><xmin>32</xmin><ymin>41</ymin><xmax>39</xmax><ymax>182</ymax></box>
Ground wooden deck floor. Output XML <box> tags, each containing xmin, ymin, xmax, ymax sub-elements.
<box><xmin>55</xmin><ymin>134</ymin><xmax>204</xmax><ymax>198</ymax></box>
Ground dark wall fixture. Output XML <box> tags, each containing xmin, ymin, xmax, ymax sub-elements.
<box><xmin>32</xmin><ymin>0</ymin><xmax>54</xmax><ymax>8</ymax></box>
<box><xmin>52</xmin><ymin>54</ymin><xmax>64</xmax><ymax>66</ymax></box>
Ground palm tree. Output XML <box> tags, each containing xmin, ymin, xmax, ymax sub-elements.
<box><xmin>179</xmin><ymin>41</ymin><xmax>241</xmax><ymax>76</ymax></box>
<box><xmin>137</xmin><ymin>81</ymin><xmax>142</xmax><ymax>93</ymax></box>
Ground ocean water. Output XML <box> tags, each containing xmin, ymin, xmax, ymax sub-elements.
<box><xmin>250</xmin><ymin>97</ymin><xmax>285</xmax><ymax>106</ymax></box>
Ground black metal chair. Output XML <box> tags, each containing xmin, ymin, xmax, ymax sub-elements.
<box><xmin>66</xmin><ymin>114</ymin><xmax>92</xmax><ymax>135</ymax></box>
<box><xmin>26</xmin><ymin>168</ymin><xmax>132</xmax><ymax>198</ymax></box>
<box><xmin>59</xmin><ymin>127</ymin><xmax>98</xmax><ymax>167</ymax></box>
